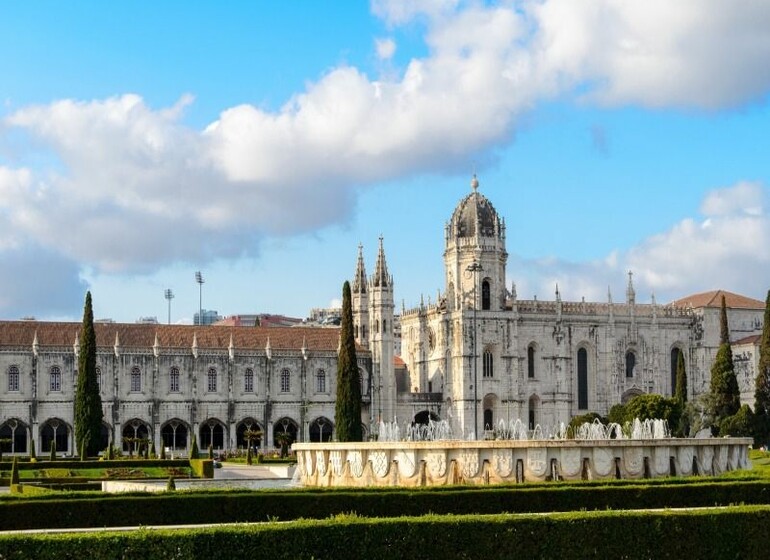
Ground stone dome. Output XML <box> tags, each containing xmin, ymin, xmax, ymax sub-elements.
<box><xmin>449</xmin><ymin>176</ymin><xmax>502</xmax><ymax>238</ymax></box>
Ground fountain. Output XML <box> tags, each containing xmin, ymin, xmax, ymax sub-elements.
<box><xmin>293</xmin><ymin>417</ymin><xmax>752</xmax><ymax>487</ymax></box>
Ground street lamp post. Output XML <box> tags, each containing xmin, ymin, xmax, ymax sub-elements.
<box><xmin>195</xmin><ymin>271</ymin><xmax>204</xmax><ymax>325</ymax></box>
<box><xmin>164</xmin><ymin>289</ymin><xmax>174</xmax><ymax>325</ymax></box>
<box><xmin>466</xmin><ymin>261</ymin><xmax>483</xmax><ymax>439</ymax></box>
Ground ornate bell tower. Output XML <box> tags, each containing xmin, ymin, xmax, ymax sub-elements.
<box><xmin>369</xmin><ymin>237</ymin><xmax>395</xmax><ymax>422</ymax></box>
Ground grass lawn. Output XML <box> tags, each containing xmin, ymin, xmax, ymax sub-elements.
<box><xmin>2</xmin><ymin>465</ymin><xmax>193</xmax><ymax>480</ymax></box>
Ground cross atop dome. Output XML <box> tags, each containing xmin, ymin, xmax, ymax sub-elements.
<box><xmin>471</xmin><ymin>174</ymin><xmax>479</xmax><ymax>192</ymax></box>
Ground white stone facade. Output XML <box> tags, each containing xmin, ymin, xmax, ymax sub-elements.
<box><xmin>0</xmin><ymin>323</ymin><xmax>372</xmax><ymax>456</ymax></box>
<box><xmin>390</xmin><ymin>177</ymin><xmax>765</xmax><ymax>437</ymax></box>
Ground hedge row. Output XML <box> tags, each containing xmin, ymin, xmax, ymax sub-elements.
<box><xmin>7</xmin><ymin>459</ymin><xmax>191</xmax><ymax>471</ymax></box>
<box><xmin>0</xmin><ymin>506</ymin><xmax>768</xmax><ymax>559</ymax></box>
<box><xmin>2</xmin><ymin>479</ymin><xmax>770</xmax><ymax>530</ymax></box>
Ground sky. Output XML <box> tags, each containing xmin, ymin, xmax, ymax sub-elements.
<box><xmin>1</xmin><ymin>0</ymin><xmax>770</xmax><ymax>324</ymax></box>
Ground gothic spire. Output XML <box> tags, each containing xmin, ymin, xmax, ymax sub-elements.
<box><xmin>626</xmin><ymin>270</ymin><xmax>636</xmax><ymax>305</ymax></box>
<box><xmin>352</xmin><ymin>243</ymin><xmax>367</xmax><ymax>294</ymax></box>
<box><xmin>372</xmin><ymin>236</ymin><xmax>391</xmax><ymax>288</ymax></box>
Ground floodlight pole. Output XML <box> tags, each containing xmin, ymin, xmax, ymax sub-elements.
<box><xmin>164</xmin><ymin>289</ymin><xmax>174</xmax><ymax>325</ymax></box>
<box><xmin>466</xmin><ymin>261</ymin><xmax>483</xmax><ymax>439</ymax></box>
<box><xmin>195</xmin><ymin>272</ymin><xmax>204</xmax><ymax>325</ymax></box>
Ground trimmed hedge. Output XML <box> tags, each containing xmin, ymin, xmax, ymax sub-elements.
<box><xmin>0</xmin><ymin>506</ymin><xmax>768</xmax><ymax>559</ymax></box>
<box><xmin>8</xmin><ymin>459</ymin><xmax>191</xmax><ymax>471</ymax></box>
<box><xmin>189</xmin><ymin>459</ymin><xmax>214</xmax><ymax>479</ymax></box>
<box><xmin>1</xmin><ymin>479</ymin><xmax>770</xmax><ymax>530</ymax></box>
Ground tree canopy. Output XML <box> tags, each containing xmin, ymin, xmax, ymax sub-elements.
<box><xmin>708</xmin><ymin>295</ymin><xmax>740</xmax><ymax>435</ymax></box>
<box><xmin>754</xmin><ymin>289</ymin><xmax>770</xmax><ymax>445</ymax></box>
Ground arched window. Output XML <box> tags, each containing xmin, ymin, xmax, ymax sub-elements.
<box><xmin>482</xmin><ymin>279</ymin><xmax>491</xmax><ymax>310</ymax></box>
<box><xmin>528</xmin><ymin>396</ymin><xmax>539</xmax><ymax>430</ymax></box>
<box><xmin>122</xmin><ymin>420</ymin><xmax>150</xmax><ymax>453</ymax></box>
<box><xmin>280</xmin><ymin>369</ymin><xmax>291</xmax><ymax>393</ymax></box>
<box><xmin>95</xmin><ymin>366</ymin><xmax>102</xmax><ymax>392</ymax></box>
<box><xmin>162</xmin><ymin>420</ymin><xmax>189</xmax><ymax>451</ymax></box>
<box><xmin>625</xmin><ymin>351</ymin><xmax>636</xmax><ymax>378</ymax></box>
<box><xmin>483</xmin><ymin>350</ymin><xmax>493</xmax><ymax>378</ymax></box>
<box><xmin>130</xmin><ymin>367</ymin><xmax>142</xmax><ymax>392</ymax></box>
<box><xmin>527</xmin><ymin>345</ymin><xmax>536</xmax><ymax>379</ymax></box>
<box><xmin>244</xmin><ymin>368</ymin><xmax>254</xmax><ymax>393</ymax></box>
<box><xmin>207</xmin><ymin>367</ymin><xmax>217</xmax><ymax>392</ymax></box>
<box><xmin>382</xmin><ymin>319</ymin><xmax>387</xmax><ymax>333</ymax></box>
<box><xmin>200</xmin><ymin>420</ymin><xmax>225</xmax><ymax>449</ymax></box>
<box><xmin>483</xmin><ymin>408</ymin><xmax>493</xmax><ymax>430</ymax></box>
<box><xmin>0</xmin><ymin>419</ymin><xmax>27</xmax><ymax>453</ymax></box>
<box><xmin>316</xmin><ymin>369</ymin><xmax>326</xmax><ymax>393</ymax></box>
<box><xmin>50</xmin><ymin>366</ymin><xmax>62</xmax><ymax>392</ymax></box>
<box><xmin>41</xmin><ymin>419</ymin><xmax>69</xmax><ymax>455</ymax></box>
<box><xmin>577</xmin><ymin>348</ymin><xmax>588</xmax><ymax>410</ymax></box>
<box><xmin>169</xmin><ymin>367</ymin><xmax>180</xmax><ymax>392</ymax></box>
<box><xmin>7</xmin><ymin>365</ymin><xmax>19</xmax><ymax>392</ymax></box>
<box><xmin>309</xmin><ymin>417</ymin><xmax>333</xmax><ymax>442</ymax></box>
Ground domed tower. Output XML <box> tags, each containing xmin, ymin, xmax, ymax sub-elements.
<box><xmin>444</xmin><ymin>175</ymin><xmax>507</xmax><ymax>312</ymax></box>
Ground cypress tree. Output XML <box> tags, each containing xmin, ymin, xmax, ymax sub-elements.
<box><xmin>674</xmin><ymin>350</ymin><xmax>687</xmax><ymax>405</ymax></box>
<box><xmin>190</xmin><ymin>434</ymin><xmax>199</xmax><ymax>458</ymax></box>
<box><xmin>709</xmin><ymin>295</ymin><xmax>740</xmax><ymax>434</ymax></box>
<box><xmin>74</xmin><ymin>291</ymin><xmax>103</xmax><ymax>458</ymax></box>
<box><xmin>335</xmin><ymin>281</ymin><xmax>362</xmax><ymax>442</ymax></box>
<box><xmin>673</xmin><ymin>350</ymin><xmax>689</xmax><ymax>437</ymax></box>
<box><xmin>754</xmin><ymin>289</ymin><xmax>770</xmax><ymax>446</ymax></box>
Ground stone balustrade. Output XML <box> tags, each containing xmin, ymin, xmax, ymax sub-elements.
<box><xmin>293</xmin><ymin>438</ymin><xmax>752</xmax><ymax>487</ymax></box>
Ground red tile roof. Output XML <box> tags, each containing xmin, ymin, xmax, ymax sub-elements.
<box><xmin>733</xmin><ymin>334</ymin><xmax>761</xmax><ymax>346</ymax></box>
<box><xmin>0</xmin><ymin>321</ymin><xmax>354</xmax><ymax>353</ymax></box>
<box><xmin>670</xmin><ymin>290</ymin><xmax>765</xmax><ymax>310</ymax></box>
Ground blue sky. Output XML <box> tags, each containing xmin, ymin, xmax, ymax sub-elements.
<box><xmin>1</xmin><ymin>1</ymin><xmax>769</xmax><ymax>323</ymax></box>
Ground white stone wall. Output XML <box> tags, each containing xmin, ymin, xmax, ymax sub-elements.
<box><xmin>0</xmin><ymin>346</ymin><xmax>370</xmax><ymax>455</ymax></box>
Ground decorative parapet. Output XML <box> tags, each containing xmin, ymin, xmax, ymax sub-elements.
<box><xmin>293</xmin><ymin>438</ymin><xmax>751</xmax><ymax>488</ymax></box>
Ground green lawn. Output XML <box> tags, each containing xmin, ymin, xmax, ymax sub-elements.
<box><xmin>2</xmin><ymin>465</ymin><xmax>193</xmax><ymax>480</ymax></box>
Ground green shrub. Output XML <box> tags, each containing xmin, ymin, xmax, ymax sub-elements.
<box><xmin>721</xmin><ymin>404</ymin><xmax>755</xmax><ymax>437</ymax></box>
<box><xmin>0</xmin><ymin>507</ymin><xmax>769</xmax><ymax>559</ymax></box>
<box><xmin>189</xmin><ymin>459</ymin><xmax>214</xmax><ymax>479</ymax></box>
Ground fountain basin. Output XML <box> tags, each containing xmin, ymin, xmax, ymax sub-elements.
<box><xmin>292</xmin><ymin>438</ymin><xmax>752</xmax><ymax>487</ymax></box>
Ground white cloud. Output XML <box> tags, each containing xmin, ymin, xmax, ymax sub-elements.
<box><xmin>371</xmin><ymin>0</ymin><xmax>459</xmax><ymax>26</ymax></box>
<box><xmin>532</xmin><ymin>0</ymin><xmax>770</xmax><ymax>108</ymax></box>
<box><xmin>700</xmin><ymin>181</ymin><xmax>765</xmax><ymax>217</ymax></box>
<box><xmin>2</xmin><ymin>0</ymin><xmax>770</xmax><ymax>282</ymax></box>
<box><xmin>375</xmin><ymin>37</ymin><xmax>397</xmax><ymax>60</ymax></box>
<box><xmin>514</xmin><ymin>182</ymin><xmax>770</xmax><ymax>304</ymax></box>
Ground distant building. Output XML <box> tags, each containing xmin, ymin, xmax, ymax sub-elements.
<box><xmin>194</xmin><ymin>309</ymin><xmax>222</xmax><ymax>326</ymax></box>
<box><xmin>308</xmin><ymin>307</ymin><xmax>341</xmax><ymax>326</ymax></box>
<box><xmin>215</xmin><ymin>314</ymin><xmax>303</xmax><ymax>328</ymax></box>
